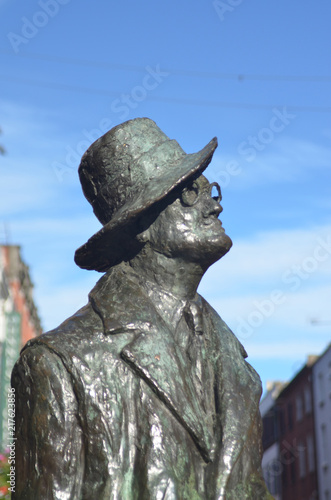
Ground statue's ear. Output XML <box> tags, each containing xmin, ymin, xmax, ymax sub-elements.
<box><xmin>135</xmin><ymin>212</ymin><xmax>153</xmax><ymax>244</ymax></box>
<box><xmin>135</xmin><ymin>206</ymin><xmax>160</xmax><ymax>244</ymax></box>
<box><xmin>136</xmin><ymin>227</ymin><xmax>150</xmax><ymax>244</ymax></box>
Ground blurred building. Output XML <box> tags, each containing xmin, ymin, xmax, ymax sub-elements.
<box><xmin>260</xmin><ymin>381</ymin><xmax>284</xmax><ymax>500</ymax></box>
<box><xmin>312</xmin><ymin>344</ymin><xmax>331</xmax><ymax>500</ymax></box>
<box><xmin>276</xmin><ymin>357</ymin><xmax>319</xmax><ymax>500</ymax></box>
<box><xmin>0</xmin><ymin>245</ymin><xmax>41</xmax><ymax>447</ymax></box>
<box><xmin>261</xmin><ymin>355</ymin><xmax>323</xmax><ymax>500</ymax></box>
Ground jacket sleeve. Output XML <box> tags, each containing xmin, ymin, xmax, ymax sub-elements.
<box><xmin>11</xmin><ymin>343</ymin><xmax>84</xmax><ymax>500</ymax></box>
<box><xmin>207</xmin><ymin>308</ymin><xmax>273</xmax><ymax>499</ymax></box>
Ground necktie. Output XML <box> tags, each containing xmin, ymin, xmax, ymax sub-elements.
<box><xmin>183</xmin><ymin>301</ymin><xmax>205</xmax><ymax>399</ymax></box>
<box><xmin>182</xmin><ymin>301</ymin><xmax>215</xmax><ymax>429</ymax></box>
<box><xmin>183</xmin><ymin>300</ymin><xmax>203</xmax><ymax>335</ymax></box>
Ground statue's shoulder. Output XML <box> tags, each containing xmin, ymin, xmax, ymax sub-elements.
<box><xmin>199</xmin><ymin>295</ymin><xmax>248</xmax><ymax>359</ymax></box>
<box><xmin>21</xmin><ymin>267</ymin><xmax>128</xmax><ymax>356</ymax></box>
<box><xmin>199</xmin><ymin>295</ymin><xmax>262</xmax><ymax>397</ymax></box>
<box><xmin>16</xmin><ymin>266</ymin><xmax>149</xmax><ymax>368</ymax></box>
<box><xmin>19</xmin><ymin>301</ymin><xmax>104</xmax><ymax>363</ymax></box>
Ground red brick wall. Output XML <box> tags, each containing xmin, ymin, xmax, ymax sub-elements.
<box><xmin>2</xmin><ymin>246</ymin><xmax>39</xmax><ymax>347</ymax></box>
<box><xmin>277</xmin><ymin>367</ymin><xmax>318</xmax><ymax>500</ymax></box>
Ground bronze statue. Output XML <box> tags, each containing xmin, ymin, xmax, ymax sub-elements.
<box><xmin>12</xmin><ymin>118</ymin><xmax>272</xmax><ymax>499</ymax></box>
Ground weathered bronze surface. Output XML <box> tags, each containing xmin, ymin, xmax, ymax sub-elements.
<box><xmin>12</xmin><ymin>118</ymin><xmax>273</xmax><ymax>499</ymax></box>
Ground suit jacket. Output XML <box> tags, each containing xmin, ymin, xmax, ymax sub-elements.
<box><xmin>12</xmin><ymin>264</ymin><xmax>272</xmax><ymax>499</ymax></box>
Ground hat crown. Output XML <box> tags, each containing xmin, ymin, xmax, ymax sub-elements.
<box><xmin>79</xmin><ymin>118</ymin><xmax>185</xmax><ymax>225</ymax></box>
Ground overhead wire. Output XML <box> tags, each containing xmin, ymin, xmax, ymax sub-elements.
<box><xmin>1</xmin><ymin>73</ymin><xmax>331</xmax><ymax>113</ymax></box>
<box><xmin>1</xmin><ymin>48</ymin><xmax>331</xmax><ymax>82</ymax></box>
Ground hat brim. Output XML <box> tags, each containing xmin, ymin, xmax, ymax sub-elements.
<box><xmin>75</xmin><ymin>137</ymin><xmax>218</xmax><ymax>272</ymax></box>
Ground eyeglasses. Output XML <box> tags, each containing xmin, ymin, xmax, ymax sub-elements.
<box><xmin>180</xmin><ymin>181</ymin><xmax>222</xmax><ymax>207</ymax></box>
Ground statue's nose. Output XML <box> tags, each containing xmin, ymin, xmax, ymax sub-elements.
<box><xmin>212</xmin><ymin>201</ymin><xmax>223</xmax><ymax>217</ymax></box>
<box><xmin>203</xmin><ymin>197</ymin><xmax>223</xmax><ymax>218</ymax></box>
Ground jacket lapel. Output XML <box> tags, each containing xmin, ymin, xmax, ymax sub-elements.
<box><xmin>121</xmin><ymin>327</ymin><xmax>215</xmax><ymax>463</ymax></box>
<box><xmin>89</xmin><ymin>266</ymin><xmax>215</xmax><ymax>463</ymax></box>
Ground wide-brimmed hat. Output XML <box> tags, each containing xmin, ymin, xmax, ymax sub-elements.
<box><xmin>74</xmin><ymin>118</ymin><xmax>218</xmax><ymax>272</ymax></box>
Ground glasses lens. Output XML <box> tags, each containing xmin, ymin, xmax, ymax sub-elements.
<box><xmin>210</xmin><ymin>182</ymin><xmax>221</xmax><ymax>203</ymax></box>
<box><xmin>181</xmin><ymin>181</ymin><xmax>199</xmax><ymax>206</ymax></box>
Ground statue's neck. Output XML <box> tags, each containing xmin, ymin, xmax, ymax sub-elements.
<box><xmin>128</xmin><ymin>248</ymin><xmax>205</xmax><ymax>301</ymax></box>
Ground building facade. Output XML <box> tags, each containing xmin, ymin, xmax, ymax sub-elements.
<box><xmin>277</xmin><ymin>358</ymin><xmax>319</xmax><ymax>500</ymax></box>
<box><xmin>261</xmin><ymin>357</ymin><xmax>320</xmax><ymax>500</ymax></box>
<box><xmin>313</xmin><ymin>344</ymin><xmax>331</xmax><ymax>500</ymax></box>
<box><xmin>261</xmin><ymin>382</ymin><xmax>284</xmax><ymax>500</ymax></box>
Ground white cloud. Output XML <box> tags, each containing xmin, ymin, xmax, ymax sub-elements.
<box><xmin>247</xmin><ymin>341</ymin><xmax>323</xmax><ymax>360</ymax></box>
<box><xmin>198</xmin><ymin>225</ymin><xmax>331</xmax><ymax>367</ymax></box>
<box><xmin>209</xmin><ymin>137</ymin><xmax>331</xmax><ymax>190</ymax></box>
<box><xmin>209</xmin><ymin>284</ymin><xmax>331</xmax><ymax>332</ymax></box>
<box><xmin>10</xmin><ymin>214</ymin><xmax>100</xmax><ymax>241</ymax></box>
<box><xmin>1</xmin><ymin>161</ymin><xmax>58</xmax><ymax>214</ymax></box>
<box><xmin>0</xmin><ymin>101</ymin><xmax>83</xmax><ymax>219</ymax></box>
<box><xmin>1</xmin><ymin>100</ymin><xmax>60</xmax><ymax>143</ymax></box>
<box><xmin>36</xmin><ymin>275</ymin><xmax>99</xmax><ymax>331</ymax></box>
<box><xmin>277</xmin><ymin>137</ymin><xmax>331</xmax><ymax>169</ymax></box>
<box><xmin>322</xmin><ymin>129</ymin><xmax>331</xmax><ymax>140</ymax></box>
<box><xmin>200</xmin><ymin>224</ymin><xmax>331</xmax><ymax>297</ymax></box>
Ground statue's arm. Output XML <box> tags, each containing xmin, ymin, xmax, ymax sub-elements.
<box><xmin>11</xmin><ymin>344</ymin><xmax>84</xmax><ymax>500</ymax></box>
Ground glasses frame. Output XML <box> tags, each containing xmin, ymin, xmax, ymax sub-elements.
<box><xmin>180</xmin><ymin>181</ymin><xmax>222</xmax><ymax>207</ymax></box>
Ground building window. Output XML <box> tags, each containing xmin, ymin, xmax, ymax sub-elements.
<box><xmin>263</xmin><ymin>464</ymin><xmax>274</xmax><ymax>496</ymax></box>
<box><xmin>296</xmin><ymin>394</ymin><xmax>303</xmax><ymax>421</ymax></box>
<box><xmin>282</xmin><ymin>460</ymin><xmax>288</xmax><ymax>487</ymax></box>
<box><xmin>288</xmin><ymin>402</ymin><xmax>294</xmax><ymax>430</ymax></box>
<box><xmin>262</xmin><ymin>408</ymin><xmax>277</xmax><ymax>449</ymax></box>
<box><xmin>264</xmin><ymin>460</ymin><xmax>282</xmax><ymax>496</ymax></box>
<box><xmin>298</xmin><ymin>439</ymin><xmax>306</xmax><ymax>478</ymax></box>
<box><xmin>290</xmin><ymin>459</ymin><xmax>296</xmax><ymax>484</ymax></box>
<box><xmin>307</xmin><ymin>434</ymin><xmax>315</xmax><ymax>472</ymax></box>
<box><xmin>319</xmin><ymin>372</ymin><xmax>325</xmax><ymax>405</ymax></box>
<box><xmin>321</xmin><ymin>424</ymin><xmax>329</xmax><ymax>465</ymax></box>
<box><xmin>304</xmin><ymin>386</ymin><xmax>312</xmax><ymax>414</ymax></box>
<box><xmin>279</xmin><ymin>408</ymin><xmax>286</xmax><ymax>435</ymax></box>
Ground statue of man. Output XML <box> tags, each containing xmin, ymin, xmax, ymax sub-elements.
<box><xmin>12</xmin><ymin>118</ymin><xmax>272</xmax><ymax>499</ymax></box>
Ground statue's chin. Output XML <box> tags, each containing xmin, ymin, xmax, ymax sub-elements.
<box><xmin>220</xmin><ymin>232</ymin><xmax>233</xmax><ymax>254</ymax></box>
<box><xmin>213</xmin><ymin>232</ymin><xmax>233</xmax><ymax>262</ymax></box>
<box><xmin>195</xmin><ymin>232</ymin><xmax>233</xmax><ymax>270</ymax></box>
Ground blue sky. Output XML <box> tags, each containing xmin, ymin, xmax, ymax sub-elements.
<box><xmin>1</xmin><ymin>0</ymin><xmax>330</xmax><ymax>391</ymax></box>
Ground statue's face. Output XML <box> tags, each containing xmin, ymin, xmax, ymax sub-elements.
<box><xmin>147</xmin><ymin>174</ymin><xmax>232</xmax><ymax>268</ymax></box>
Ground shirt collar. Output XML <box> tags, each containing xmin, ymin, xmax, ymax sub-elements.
<box><xmin>140</xmin><ymin>278</ymin><xmax>187</xmax><ymax>331</ymax></box>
